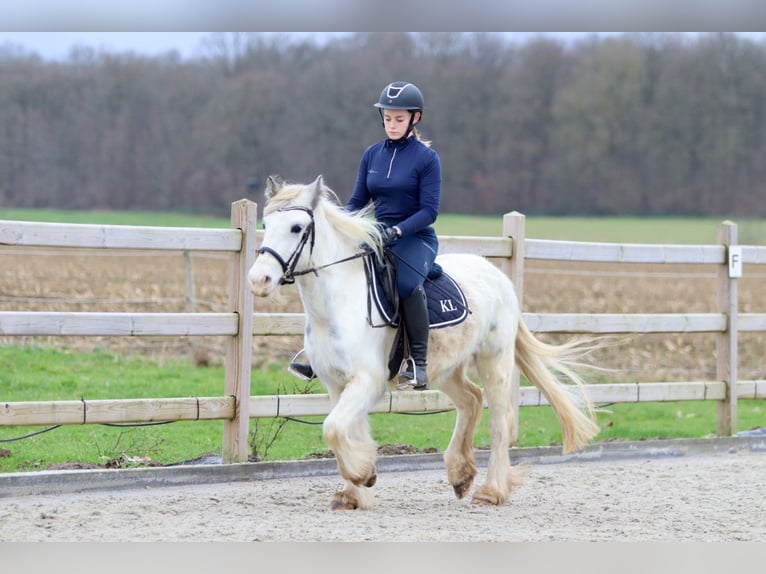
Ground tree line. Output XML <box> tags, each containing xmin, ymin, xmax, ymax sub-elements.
<box><xmin>1</xmin><ymin>32</ymin><xmax>765</xmax><ymax>217</ymax></box>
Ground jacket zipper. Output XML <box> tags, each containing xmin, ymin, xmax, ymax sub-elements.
<box><xmin>386</xmin><ymin>147</ymin><xmax>397</xmax><ymax>179</ymax></box>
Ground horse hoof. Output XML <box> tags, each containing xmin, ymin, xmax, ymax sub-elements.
<box><xmin>330</xmin><ymin>500</ymin><xmax>358</xmax><ymax>511</ymax></box>
<box><xmin>471</xmin><ymin>486</ymin><xmax>504</xmax><ymax>506</ymax></box>
<box><xmin>330</xmin><ymin>493</ymin><xmax>359</xmax><ymax>511</ymax></box>
<box><xmin>452</xmin><ymin>477</ymin><xmax>474</xmax><ymax>499</ymax></box>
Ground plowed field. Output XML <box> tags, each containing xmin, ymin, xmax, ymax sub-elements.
<box><xmin>2</xmin><ymin>247</ymin><xmax>766</xmax><ymax>383</ymax></box>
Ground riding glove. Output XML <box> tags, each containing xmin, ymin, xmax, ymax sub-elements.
<box><xmin>381</xmin><ymin>226</ymin><xmax>401</xmax><ymax>246</ymax></box>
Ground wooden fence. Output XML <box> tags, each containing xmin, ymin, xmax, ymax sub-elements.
<box><xmin>1</xmin><ymin>201</ymin><xmax>765</xmax><ymax>463</ymax></box>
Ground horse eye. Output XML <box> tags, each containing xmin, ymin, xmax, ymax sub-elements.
<box><xmin>290</xmin><ymin>224</ymin><xmax>302</xmax><ymax>234</ymax></box>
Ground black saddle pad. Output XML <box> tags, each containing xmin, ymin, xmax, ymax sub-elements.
<box><xmin>364</xmin><ymin>252</ymin><xmax>469</xmax><ymax>329</ymax></box>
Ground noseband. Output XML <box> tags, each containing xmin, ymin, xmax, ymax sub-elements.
<box><xmin>257</xmin><ymin>206</ymin><xmax>316</xmax><ymax>285</ymax></box>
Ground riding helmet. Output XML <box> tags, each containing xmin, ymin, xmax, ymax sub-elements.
<box><xmin>374</xmin><ymin>82</ymin><xmax>424</xmax><ymax>112</ymax></box>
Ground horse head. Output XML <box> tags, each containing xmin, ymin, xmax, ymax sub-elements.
<box><xmin>248</xmin><ymin>175</ymin><xmax>325</xmax><ymax>296</ymax></box>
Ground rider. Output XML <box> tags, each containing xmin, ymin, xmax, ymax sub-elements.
<box><xmin>290</xmin><ymin>81</ymin><xmax>442</xmax><ymax>391</ymax></box>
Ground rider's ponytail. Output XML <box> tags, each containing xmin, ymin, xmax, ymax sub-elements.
<box><xmin>411</xmin><ymin>126</ymin><xmax>432</xmax><ymax>148</ymax></box>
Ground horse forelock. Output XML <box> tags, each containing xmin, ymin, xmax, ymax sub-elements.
<box><xmin>263</xmin><ymin>182</ymin><xmax>306</xmax><ymax>215</ymax></box>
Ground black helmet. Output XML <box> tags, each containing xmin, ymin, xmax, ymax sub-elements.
<box><xmin>374</xmin><ymin>82</ymin><xmax>424</xmax><ymax>111</ymax></box>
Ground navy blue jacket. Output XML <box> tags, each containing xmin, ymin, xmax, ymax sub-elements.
<box><xmin>347</xmin><ymin>137</ymin><xmax>441</xmax><ymax>237</ymax></box>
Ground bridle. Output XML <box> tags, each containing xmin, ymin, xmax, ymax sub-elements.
<box><xmin>257</xmin><ymin>206</ymin><xmax>316</xmax><ymax>285</ymax></box>
<box><xmin>257</xmin><ymin>205</ymin><xmax>370</xmax><ymax>285</ymax></box>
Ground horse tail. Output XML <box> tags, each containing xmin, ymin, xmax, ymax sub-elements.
<box><xmin>514</xmin><ymin>319</ymin><xmax>601</xmax><ymax>453</ymax></box>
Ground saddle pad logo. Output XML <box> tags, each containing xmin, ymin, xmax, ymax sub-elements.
<box><xmin>439</xmin><ymin>299</ymin><xmax>458</xmax><ymax>313</ymax></box>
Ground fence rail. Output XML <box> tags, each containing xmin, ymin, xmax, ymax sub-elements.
<box><xmin>1</xmin><ymin>204</ymin><xmax>763</xmax><ymax>462</ymax></box>
<box><xmin>0</xmin><ymin>219</ymin><xmax>241</xmax><ymax>251</ymax></box>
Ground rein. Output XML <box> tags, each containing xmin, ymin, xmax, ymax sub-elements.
<box><xmin>258</xmin><ymin>205</ymin><xmax>371</xmax><ymax>285</ymax></box>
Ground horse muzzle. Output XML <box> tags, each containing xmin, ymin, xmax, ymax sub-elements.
<box><xmin>248</xmin><ymin>256</ymin><xmax>283</xmax><ymax>297</ymax></box>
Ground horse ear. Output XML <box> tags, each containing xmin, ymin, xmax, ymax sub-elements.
<box><xmin>265</xmin><ymin>175</ymin><xmax>283</xmax><ymax>200</ymax></box>
<box><xmin>308</xmin><ymin>175</ymin><xmax>324</xmax><ymax>209</ymax></box>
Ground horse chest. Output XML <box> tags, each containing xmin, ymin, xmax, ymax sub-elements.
<box><xmin>304</xmin><ymin>313</ymin><xmax>389</xmax><ymax>386</ymax></box>
<box><xmin>297</xmin><ymin>263</ymin><xmax>389</xmax><ymax>385</ymax></box>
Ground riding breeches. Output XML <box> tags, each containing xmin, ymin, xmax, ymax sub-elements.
<box><xmin>388</xmin><ymin>227</ymin><xmax>438</xmax><ymax>298</ymax></box>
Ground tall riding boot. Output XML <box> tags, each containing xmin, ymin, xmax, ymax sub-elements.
<box><xmin>397</xmin><ymin>285</ymin><xmax>430</xmax><ymax>391</ymax></box>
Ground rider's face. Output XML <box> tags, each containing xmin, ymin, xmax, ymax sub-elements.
<box><xmin>382</xmin><ymin>109</ymin><xmax>420</xmax><ymax>140</ymax></box>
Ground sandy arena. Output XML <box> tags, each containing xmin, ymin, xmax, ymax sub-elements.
<box><xmin>1</xmin><ymin>447</ymin><xmax>764</xmax><ymax>542</ymax></box>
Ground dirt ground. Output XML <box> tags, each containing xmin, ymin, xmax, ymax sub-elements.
<box><xmin>1</xmin><ymin>450</ymin><xmax>764</xmax><ymax>542</ymax></box>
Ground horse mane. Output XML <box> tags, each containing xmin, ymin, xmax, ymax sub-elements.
<box><xmin>264</xmin><ymin>179</ymin><xmax>384</xmax><ymax>256</ymax></box>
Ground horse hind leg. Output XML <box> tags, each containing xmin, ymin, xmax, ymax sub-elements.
<box><xmin>471</xmin><ymin>351</ymin><xmax>528</xmax><ymax>506</ymax></box>
<box><xmin>439</xmin><ymin>364</ymin><xmax>484</xmax><ymax>500</ymax></box>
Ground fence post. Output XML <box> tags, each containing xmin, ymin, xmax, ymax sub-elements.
<box><xmin>502</xmin><ymin>211</ymin><xmax>525</xmax><ymax>446</ymax></box>
<box><xmin>223</xmin><ymin>199</ymin><xmax>258</xmax><ymax>463</ymax></box>
<box><xmin>183</xmin><ymin>250</ymin><xmax>197</xmax><ymax>358</ymax></box>
<box><xmin>716</xmin><ymin>221</ymin><xmax>738</xmax><ymax>436</ymax></box>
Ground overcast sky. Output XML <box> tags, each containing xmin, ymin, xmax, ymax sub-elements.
<box><xmin>0</xmin><ymin>32</ymin><xmax>302</xmax><ymax>60</ymax></box>
<box><xmin>0</xmin><ymin>32</ymin><xmax>580</xmax><ymax>60</ymax></box>
<box><xmin>4</xmin><ymin>31</ymin><xmax>766</xmax><ymax>62</ymax></box>
<box><xmin>0</xmin><ymin>32</ymin><xmax>207</xmax><ymax>60</ymax></box>
<box><xmin>0</xmin><ymin>32</ymin><xmax>624</xmax><ymax>61</ymax></box>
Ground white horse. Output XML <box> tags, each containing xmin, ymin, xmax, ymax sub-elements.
<box><xmin>248</xmin><ymin>175</ymin><xmax>600</xmax><ymax>510</ymax></box>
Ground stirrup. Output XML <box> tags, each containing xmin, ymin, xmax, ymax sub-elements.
<box><xmin>287</xmin><ymin>349</ymin><xmax>316</xmax><ymax>381</ymax></box>
<box><xmin>396</xmin><ymin>357</ymin><xmax>429</xmax><ymax>391</ymax></box>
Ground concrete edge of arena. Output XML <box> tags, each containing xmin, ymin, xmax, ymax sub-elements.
<box><xmin>2</xmin><ymin>435</ymin><xmax>765</xmax><ymax>498</ymax></box>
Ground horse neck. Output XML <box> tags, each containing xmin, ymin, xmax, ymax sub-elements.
<box><xmin>295</xmin><ymin>221</ymin><xmax>368</xmax><ymax>321</ymax></box>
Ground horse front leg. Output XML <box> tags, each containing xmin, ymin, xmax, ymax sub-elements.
<box><xmin>322</xmin><ymin>378</ymin><xmax>381</xmax><ymax>510</ymax></box>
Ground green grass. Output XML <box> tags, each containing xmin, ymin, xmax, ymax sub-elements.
<box><xmin>0</xmin><ymin>208</ymin><xmax>230</xmax><ymax>229</ymax></box>
<box><xmin>1</xmin><ymin>345</ymin><xmax>763</xmax><ymax>473</ymax></box>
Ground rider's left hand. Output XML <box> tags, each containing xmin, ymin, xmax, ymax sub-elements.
<box><xmin>381</xmin><ymin>226</ymin><xmax>400</xmax><ymax>246</ymax></box>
